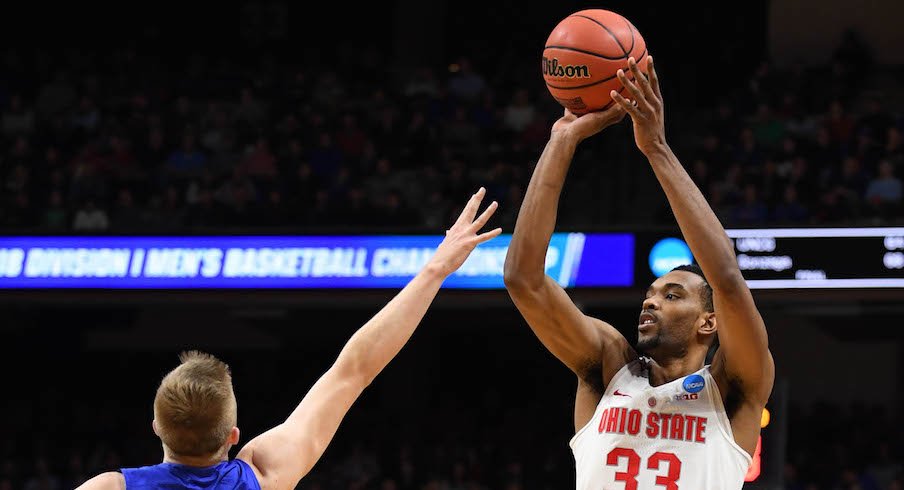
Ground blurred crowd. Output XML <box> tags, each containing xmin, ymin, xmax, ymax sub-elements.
<box><xmin>1</xmin><ymin>399</ymin><xmax>901</xmax><ymax>490</ymax></box>
<box><xmin>1</xmin><ymin>303</ymin><xmax>902</xmax><ymax>490</ymax></box>
<box><xmin>0</xmin><ymin>346</ymin><xmax>577</xmax><ymax>490</ymax></box>
<box><xmin>684</xmin><ymin>31</ymin><xmax>904</xmax><ymax>227</ymax></box>
<box><xmin>0</xmin><ymin>30</ymin><xmax>902</xmax><ymax>233</ymax></box>
<box><xmin>783</xmin><ymin>403</ymin><xmax>903</xmax><ymax>490</ymax></box>
<box><xmin>0</xmin><ymin>47</ymin><xmax>539</xmax><ymax>233</ymax></box>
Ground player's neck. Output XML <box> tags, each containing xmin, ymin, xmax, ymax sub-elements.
<box><xmin>646</xmin><ymin>352</ymin><xmax>706</xmax><ymax>386</ymax></box>
<box><xmin>162</xmin><ymin>448</ymin><xmax>228</xmax><ymax>468</ymax></box>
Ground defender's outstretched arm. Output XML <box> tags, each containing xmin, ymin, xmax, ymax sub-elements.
<box><xmin>237</xmin><ymin>189</ymin><xmax>501</xmax><ymax>489</ymax></box>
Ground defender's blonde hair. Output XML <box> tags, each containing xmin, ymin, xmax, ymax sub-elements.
<box><xmin>153</xmin><ymin>351</ymin><xmax>237</xmax><ymax>457</ymax></box>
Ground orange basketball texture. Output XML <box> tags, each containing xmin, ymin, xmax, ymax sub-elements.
<box><xmin>543</xmin><ymin>9</ymin><xmax>648</xmax><ymax>115</ymax></box>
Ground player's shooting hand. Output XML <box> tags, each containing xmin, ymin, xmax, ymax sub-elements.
<box><xmin>610</xmin><ymin>55</ymin><xmax>667</xmax><ymax>157</ymax></box>
<box><xmin>551</xmin><ymin>103</ymin><xmax>626</xmax><ymax>144</ymax></box>
<box><xmin>428</xmin><ymin>187</ymin><xmax>502</xmax><ymax>277</ymax></box>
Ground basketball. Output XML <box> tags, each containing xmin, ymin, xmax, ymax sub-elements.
<box><xmin>542</xmin><ymin>9</ymin><xmax>649</xmax><ymax>115</ymax></box>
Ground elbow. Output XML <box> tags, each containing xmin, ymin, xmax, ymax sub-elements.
<box><xmin>709</xmin><ymin>268</ymin><xmax>748</xmax><ymax>294</ymax></box>
<box><xmin>355</xmin><ymin>372</ymin><xmax>376</xmax><ymax>391</ymax></box>
<box><xmin>502</xmin><ymin>254</ymin><xmax>520</xmax><ymax>288</ymax></box>
<box><xmin>503</xmin><ymin>262</ymin><xmax>540</xmax><ymax>293</ymax></box>
<box><xmin>502</xmin><ymin>264</ymin><xmax>521</xmax><ymax>290</ymax></box>
<box><xmin>333</xmin><ymin>356</ymin><xmax>376</xmax><ymax>392</ymax></box>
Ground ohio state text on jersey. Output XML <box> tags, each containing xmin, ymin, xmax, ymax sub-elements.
<box><xmin>570</xmin><ymin>359</ymin><xmax>752</xmax><ymax>490</ymax></box>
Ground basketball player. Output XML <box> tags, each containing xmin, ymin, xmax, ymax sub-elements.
<box><xmin>503</xmin><ymin>56</ymin><xmax>774</xmax><ymax>489</ymax></box>
<box><xmin>77</xmin><ymin>189</ymin><xmax>501</xmax><ymax>490</ymax></box>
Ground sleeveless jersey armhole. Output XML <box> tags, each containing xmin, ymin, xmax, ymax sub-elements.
<box><xmin>569</xmin><ymin>360</ymin><xmax>638</xmax><ymax>449</ymax></box>
<box><xmin>703</xmin><ymin>367</ymin><xmax>754</xmax><ymax>465</ymax></box>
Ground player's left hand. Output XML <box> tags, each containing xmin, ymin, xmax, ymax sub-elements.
<box><xmin>610</xmin><ymin>55</ymin><xmax>667</xmax><ymax>157</ymax></box>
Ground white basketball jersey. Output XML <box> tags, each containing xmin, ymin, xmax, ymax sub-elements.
<box><xmin>570</xmin><ymin>358</ymin><xmax>751</xmax><ymax>490</ymax></box>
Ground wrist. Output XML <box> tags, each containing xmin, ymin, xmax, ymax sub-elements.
<box><xmin>550</xmin><ymin>129</ymin><xmax>581</xmax><ymax>149</ymax></box>
<box><xmin>642</xmin><ymin>139</ymin><xmax>672</xmax><ymax>160</ymax></box>
<box><xmin>422</xmin><ymin>261</ymin><xmax>451</xmax><ymax>280</ymax></box>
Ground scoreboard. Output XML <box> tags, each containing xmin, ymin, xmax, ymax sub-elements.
<box><xmin>727</xmin><ymin>228</ymin><xmax>904</xmax><ymax>288</ymax></box>
<box><xmin>633</xmin><ymin>227</ymin><xmax>904</xmax><ymax>290</ymax></box>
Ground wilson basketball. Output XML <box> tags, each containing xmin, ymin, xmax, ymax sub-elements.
<box><xmin>542</xmin><ymin>9</ymin><xmax>648</xmax><ymax>115</ymax></box>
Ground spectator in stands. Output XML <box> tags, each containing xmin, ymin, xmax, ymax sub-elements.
<box><xmin>404</xmin><ymin>66</ymin><xmax>441</xmax><ymax>99</ymax></box>
<box><xmin>110</xmin><ymin>189</ymin><xmax>142</xmax><ymax>231</ymax></box>
<box><xmin>165</xmin><ymin>133</ymin><xmax>207</xmax><ymax>178</ymax></box>
<box><xmin>71</xmin><ymin>96</ymin><xmax>100</xmax><ymax>134</ymax></box>
<box><xmin>857</xmin><ymin>98</ymin><xmax>894</xmax><ymax>146</ymax></box>
<box><xmin>734</xmin><ymin>127</ymin><xmax>764</xmax><ymax>168</ymax></box>
<box><xmin>23</xmin><ymin>458</ymin><xmax>59</xmax><ymax>490</ymax></box>
<box><xmin>866</xmin><ymin>442</ymin><xmax>902</xmax><ymax>489</ymax></box>
<box><xmin>336</xmin><ymin>114</ymin><xmax>370</xmax><ymax>162</ymax></box>
<box><xmin>773</xmin><ymin>185</ymin><xmax>809</xmax><ymax>223</ymax></box>
<box><xmin>138</xmin><ymin>127</ymin><xmax>169</xmax><ymax>170</ymax></box>
<box><xmin>378</xmin><ymin>189</ymin><xmax>419</xmax><ymax>227</ymax></box>
<box><xmin>503</xmin><ymin>89</ymin><xmax>536</xmax><ymax>134</ymax></box>
<box><xmin>826</xmin><ymin>100</ymin><xmax>856</xmax><ymax>148</ymax></box>
<box><xmin>241</xmin><ymin>136</ymin><xmax>278</xmax><ymax>181</ymax></box>
<box><xmin>0</xmin><ymin>31</ymin><xmax>900</xmax><ymax>232</ymax></box>
<box><xmin>1</xmin><ymin>95</ymin><xmax>35</xmax><ymax>136</ymax></box>
<box><xmin>885</xmin><ymin>127</ymin><xmax>904</xmax><ymax>167</ymax></box>
<box><xmin>732</xmin><ymin>183</ymin><xmax>769</xmax><ymax>224</ymax></box>
<box><xmin>43</xmin><ymin>190</ymin><xmax>68</xmax><ymax>229</ymax></box>
<box><xmin>752</xmin><ymin>103</ymin><xmax>786</xmax><ymax>149</ymax></box>
<box><xmin>72</xmin><ymin>199</ymin><xmax>109</xmax><ymax>231</ymax></box>
<box><xmin>448</xmin><ymin>57</ymin><xmax>487</xmax><ymax>103</ymax></box>
<box><xmin>865</xmin><ymin>159</ymin><xmax>902</xmax><ymax>219</ymax></box>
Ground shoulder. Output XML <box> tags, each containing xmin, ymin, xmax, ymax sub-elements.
<box><xmin>235</xmin><ymin>450</ymin><xmax>268</xmax><ymax>489</ymax></box>
<box><xmin>75</xmin><ymin>472</ymin><xmax>125</xmax><ymax>490</ymax></box>
<box><xmin>588</xmin><ymin>317</ymin><xmax>637</xmax><ymax>386</ymax></box>
<box><xmin>586</xmin><ymin>317</ymin><xmax>633</xmax><ymax>357</ymax></box>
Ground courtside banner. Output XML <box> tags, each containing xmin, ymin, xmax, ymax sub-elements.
<box><xmin>0</xmin><ymin>234</ymin><xmax>635</xmax><ymax>289</ymax></box>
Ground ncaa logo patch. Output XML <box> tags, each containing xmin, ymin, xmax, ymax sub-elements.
<box><xmin>648</xmin><ymin>238</ymin><xmax>693</xmax><ymax>277</ymax></box>
<box><xmin>683</xmin><ymin>374</ymin><xmax>705</xmax><ymax>394</ymax></box>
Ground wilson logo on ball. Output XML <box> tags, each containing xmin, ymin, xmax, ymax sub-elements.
<box><xmin>542</xmin><ymin>57</ymin><xmax>590</xmax><ymax>78</ymax></box>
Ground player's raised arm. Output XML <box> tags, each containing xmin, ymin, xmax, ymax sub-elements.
<box><xmin>236</xmin><ymin>189</ymin><xmax>501</xmax><ymax>490</ymax></box>
<box><xmin>503</xmin><ymin>106</ymin><xmax>635</xmax><ymax>389</ymax></box>
<box><xmin>611</xmin><ymin>56</ymin><xmax>774</xmax><ymax>415</ymax></box>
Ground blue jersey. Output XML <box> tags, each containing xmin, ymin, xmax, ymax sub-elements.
<box><xmin>121</xmin><ymin>459</ymin><xmax>261</xmax><ymax>489</ymax></box>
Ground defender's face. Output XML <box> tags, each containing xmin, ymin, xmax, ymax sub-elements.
<box><xmin>637</xmin><ymin>270</ymin><xmax>708</xmax><ymax>353</ymax></box>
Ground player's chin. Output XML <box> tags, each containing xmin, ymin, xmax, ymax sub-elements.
<box><xmin>635</xmin><ymin>332</ymin><xmax>659</xmax><ymax>352</ymax></box>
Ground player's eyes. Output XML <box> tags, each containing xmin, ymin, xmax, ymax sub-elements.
<box><xmin>665</xmin><ymin>293</ymin><xmax>678</xmax><ymax>300</ymax></box>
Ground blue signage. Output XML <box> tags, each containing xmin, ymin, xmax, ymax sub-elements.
<box><xmin>0</xmin><ymin>233</ymin><xmax>634</xmax><ymax>289</ymax></box>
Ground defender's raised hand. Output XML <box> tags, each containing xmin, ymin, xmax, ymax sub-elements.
<box><xmin>429</xmin><ymin>187</ymin><xmax>502</xmax><ymax>277</ymax></box>
<box><xmin>610</xmin><ymin>55</ymin><xmax>666</xmax><ymax>156</ymax></box>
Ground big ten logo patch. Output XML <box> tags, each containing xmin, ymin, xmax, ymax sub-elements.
<box><xmin>674</xmin><ymin>393</ymin><xmax>699</xmax><ymax>402</ymax></box>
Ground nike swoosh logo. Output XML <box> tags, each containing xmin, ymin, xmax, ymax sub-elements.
<box><xmin>614</xmin><ymin>390</ymin><xmax>631</xmax><ymax>397</ymax></box>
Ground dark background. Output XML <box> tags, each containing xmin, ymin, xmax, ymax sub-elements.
<box><xmin>0</xmin><ymin>1</ymin><xmax>903</xmax><ymax>489</ymax></box>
